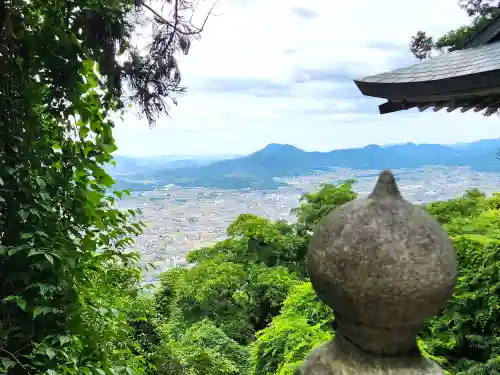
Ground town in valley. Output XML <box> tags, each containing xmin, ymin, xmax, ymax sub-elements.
<box><xmin>117</xmin><ymin>166</ymin><xmax>500</xmax><ymax>283</ymax></box>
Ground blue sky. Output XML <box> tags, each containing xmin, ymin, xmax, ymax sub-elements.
<box><xmin>113</xmin><ymin>0</ymin><xmax>500</xmax><ymax>157</ymax></box>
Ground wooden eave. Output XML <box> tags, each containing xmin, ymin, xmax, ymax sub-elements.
<box><xmin>375</xmin><ymin>91</ymin><xmax>500</xmax><ymax>115</ymax></box>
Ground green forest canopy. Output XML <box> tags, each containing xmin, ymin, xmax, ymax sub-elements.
<box><xmin>149</xmin><ymin>184</ymin><xmax>500</xmax><ymax>375</ymax></box>
<box><xmin>5</xmin><ymin>175</ymin><xmax>500</xmax><ymax>374</ymax></box>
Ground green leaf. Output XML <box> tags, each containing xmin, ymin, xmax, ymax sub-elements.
<box><xmin>4</xmin><ymin>295</ymin><xmax>27</xmax><ymax>310</ymax></box>
<box><xmin>35</xmin><ymin>177</ymin><xmax>46</xmax><ymax>188</ymax></box>
<box><xmin>36</xmin><ymin>230</ymin><xmax>49</xmax><ymax>237</ymax></box>
<box><xmin>99</xmin><ymin>174</ymin><xmax>115</xmax><ymax>187</ymax></box>
<box><xmin>59</xmin><ymin>335</ymin><xmax>71</xmax><ymax>346</ymax></box>
<box><xmin>45</xmin><ymin>348</ymin><xmax>56</xmax><ymax>359</ymax></box>
<box><xmin>28</xmin><ymin>249</ymin><xmax>46</xmax><ymax>257</ymax></box>
<box><xmin>17</xmin><ymin>209</ymin><xmax>29</xmax><ymax>221</ymax></box>
<box><xmin>7</xmin><ymin>247</ymin><xmax>21</xmax><ymax>256</ymax></box>
<box><xmin>102</xmin><ymin>143</ymin><xmax>117</xmax><ymax>153</ymax></box>
<box><xmin>44</xmin><ymin>253</ymin><xmax>54</xmax><ymax>264</ymax></box>
<box><xmin>66</xmin><ymin>257</ymin><xmax>75</xmax><ymax>269</ymax></box>
<box><xmin>87</xmin><ymin>74</ymin><xmax>98</xmax><ymax>88</ymax></box>
<box><xmin>33</xmin><ymin>306</ymin><xmax>52</xmax><ymax>318</ymax></box>
<box><xmin>79</xmin><ymin>126</ymin><xmax>90</xmax><ymax>139</ymax></box>
<box><xmin>0</xmin><ymin>357</ymin><xmax>16</xmax><ymax>369</ymax></box>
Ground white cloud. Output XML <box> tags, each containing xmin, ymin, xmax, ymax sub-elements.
<box><xmin>114</xmin><ymin>0</ymin><xmax>500</xmax><ymax>157</ymax></box>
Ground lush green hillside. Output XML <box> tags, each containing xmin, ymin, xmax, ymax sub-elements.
<box><xmin>103</xmin><ymin>182</ymin><xmax>500</xmax><ymax>375</ymax></box>
<box><xmin>114</xmin><ymin>140</ymin><xmax>500</xmax><ymax>191</ymax></box>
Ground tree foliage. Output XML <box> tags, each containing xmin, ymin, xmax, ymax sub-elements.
<box><xmin>153</xmin><ymin>320</ymin><xmax>251</xmax><ymax>375</ymax></box>
<box><xmin>409</xmin><ymin>0</ymin><xmax>500</xmax><ymax>60</ymax></box>
<box><xmin>292</xmin><ymin>180</ymin><xmax>358</xmax><ymax>237</ymax></box>
<box><xmin>151</xmin><ymin>183</ymin><xmax>500</xmax><ymax>375</ymax></box>
<box><xmin>0</xmin><ymin>0</ymin><xmax>215</xmax><ymax>372</ymax></box>
<box><xmin>250</xmin><ymin>282</ymin><xmax>334</xmax><ymax>375</ymax></box>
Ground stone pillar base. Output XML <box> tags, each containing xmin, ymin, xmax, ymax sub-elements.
<box><xmin>300</xmin><ymin>337</ymin><xmax>444</xmax><ymax>375</ymax></box>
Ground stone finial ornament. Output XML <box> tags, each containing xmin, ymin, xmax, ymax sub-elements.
<box><xmin>300</xmin><ymin>170</ymin><xmax>457</xmax><ymax>375</ymax></box>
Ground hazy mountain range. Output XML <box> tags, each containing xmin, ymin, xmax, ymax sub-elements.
<box><xmin>110</xmin><ymin>138</ymin><xmax>500</xmax><ymax>191</ymax></box>
<box><xmin>107</xmin><ymin>154</ymin><xmax>241</xmax><ymax>175</ymax></box>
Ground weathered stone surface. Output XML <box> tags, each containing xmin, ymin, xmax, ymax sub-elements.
<box><xmin>301</xmin><ymin>170</ymin><xmax>457</xmax><ymax>374</ymax></box>
<box><xmin>300</xmin><ymin>338</ymin><xmax>445</xmax><ymax>375</ymax></box>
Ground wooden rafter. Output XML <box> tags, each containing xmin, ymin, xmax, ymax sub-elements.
<box><xmin>379</xmin><ymin>93</ymin><xmax>500</xmax><ymax>115</ymax></box>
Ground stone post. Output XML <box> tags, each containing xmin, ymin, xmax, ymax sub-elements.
<box><xmin>300</xmin><ymin>170</ymin><xmax>457</xmax><ymax>375</ymax></box>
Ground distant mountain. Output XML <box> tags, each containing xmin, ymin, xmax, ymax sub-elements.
<box><xmin>449</xmin><ymin>138</ymin><xmax>500</xmax><ymax>152</ymax></box>
<box><xmin>110</xmin><ymin>139</ymin><xmax>500</xmax><ymax>191</ymax></box>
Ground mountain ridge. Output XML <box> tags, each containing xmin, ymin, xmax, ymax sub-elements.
<box><xmin>112</xmin><ymin>138</ymin><xmax>500</xmax><ymax>191</ymax></box>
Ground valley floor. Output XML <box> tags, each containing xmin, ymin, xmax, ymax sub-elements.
<box><xmin>117</xmin><ymin>166</ymin><xmax>500</xmax><ymax>283</ymax></box>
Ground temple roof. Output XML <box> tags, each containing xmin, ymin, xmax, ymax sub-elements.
<box><xmin>354</xmin><ymin>13</ymin><xmax>500</xmax><ymax>114</ymax></box>
<box><xmin>357</xmin><ymin>41</ymin><xmax>500</xmax><ymax>85</ymax></box>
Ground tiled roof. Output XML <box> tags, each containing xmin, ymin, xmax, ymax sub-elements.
<box><xmin>356</xmin><ymin>41</ymin><xmax>500</xmax><ymax>84</ymax></box>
